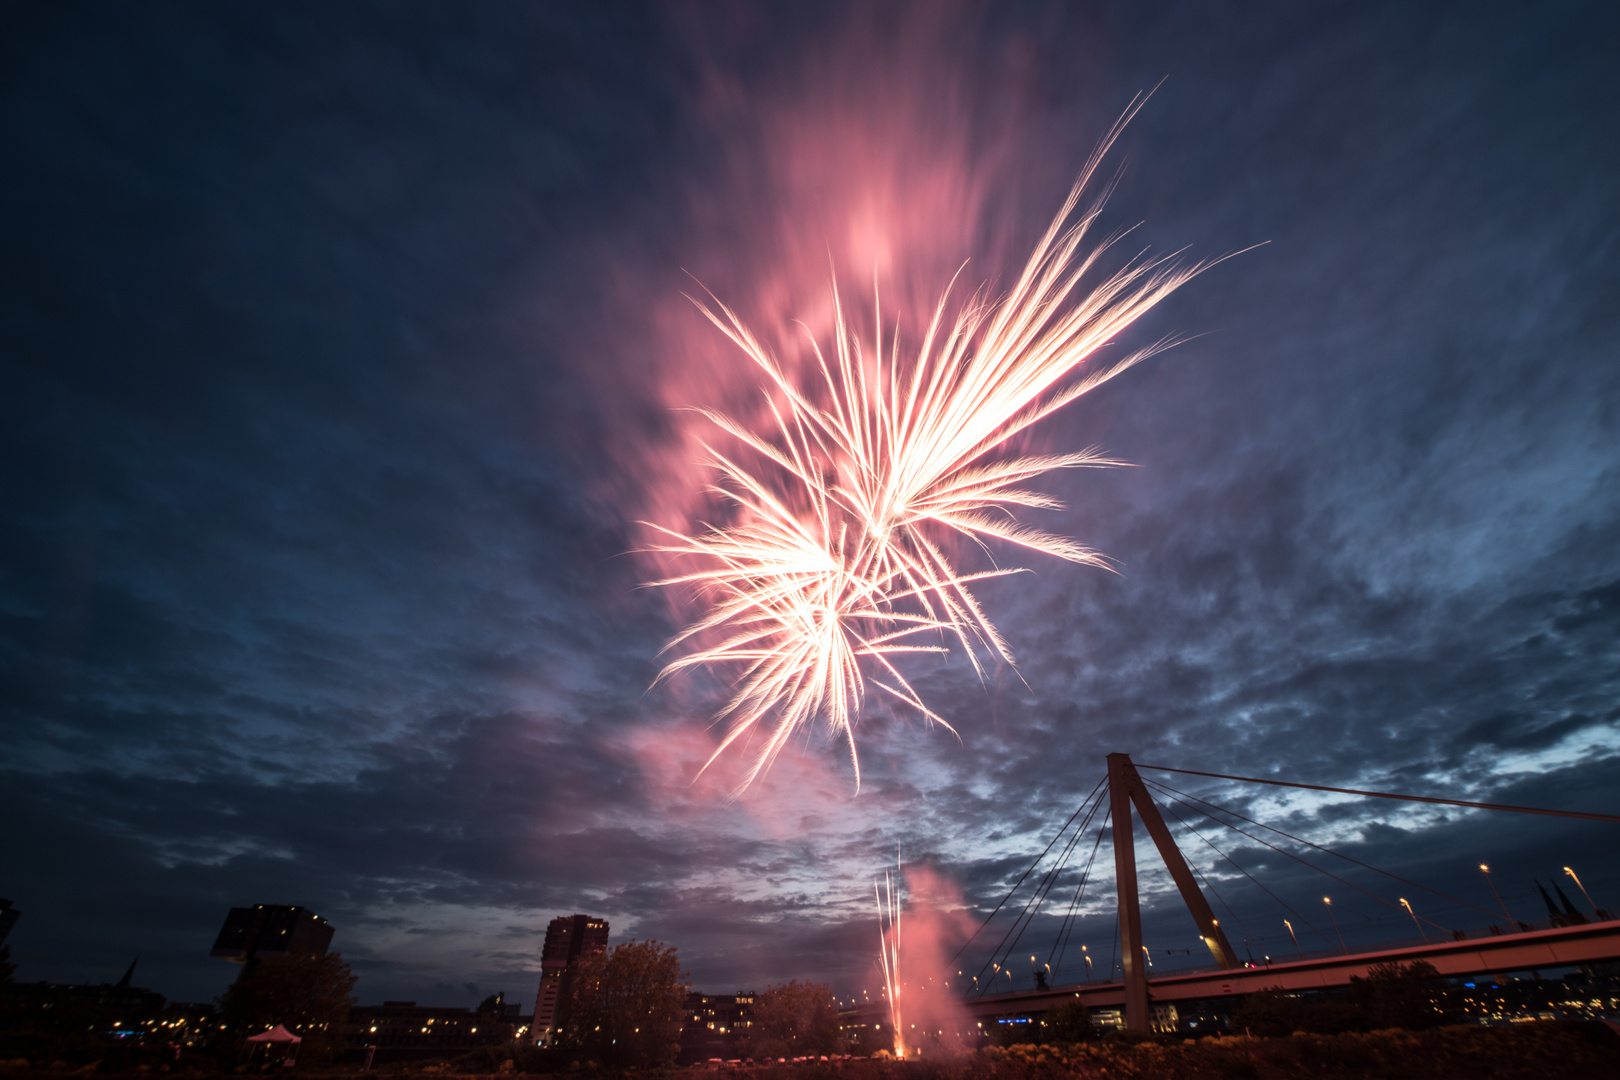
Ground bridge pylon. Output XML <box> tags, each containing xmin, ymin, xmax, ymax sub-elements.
<box><xmin>1108</xmin><ymin>752</ymin><xmax>1240</xmax><ymax>1030</ymax></box>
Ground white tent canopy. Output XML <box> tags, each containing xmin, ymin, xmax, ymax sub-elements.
<box><xmin>246</xmin><ymin>1025</ymin><xmax>302</xmax><ymax>1044</ymax></box>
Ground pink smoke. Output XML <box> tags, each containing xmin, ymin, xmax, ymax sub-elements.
<box><xmin>564</xmin><ymin>3</ymin><xmax>1108</xmax><ymax>780</ymax></box>
<box><xmin>889</xmin><ymin>864</ymin><xmax>979</xmax><ymax>1056</ymax></box>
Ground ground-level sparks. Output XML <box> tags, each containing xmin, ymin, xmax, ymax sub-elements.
<box><xmin>876</xmin><ymin>852</ymin><xmax>904</xmax><ymax>1058</ymax></box>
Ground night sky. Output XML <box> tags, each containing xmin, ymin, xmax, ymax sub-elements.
<box><xmin>4</xmin><ymin>1</ymin><xmax>1619</xmax><ymax>1012</ymax></box>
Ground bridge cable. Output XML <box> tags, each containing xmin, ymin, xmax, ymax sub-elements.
<box><xmin>1108</xmin><ymin>909</ymin><xmax>1119</xmax><ymax>982</ymax></box>
<box><xmin>1138</xmin><ymin>781</ymin><xmax>1448</xmax><ymax>932</ymax></box>
<box><xmin>1176</xmin><ymin>836</ymin><xmax>1258</xmax><ymax>954</ymax></box>
<box><xmin>949</xmin><ymin>775</ymin><xmax>1107</xmax><ymax>971</ymax></box>
<box><xmin>1050</xmin><ymin>811</ymin><xmax>1110</xmax><ymax>981</ymax></box>
<box><xmin>969</xmin><ymin>781</ymin><xmax>1109</xmax><ymax>996</ymax></box>
<box><xmin>989</xmin><ymin>784</ymin><xmax>1109</xmax><ymax>989</ymax></box>
<box><xmin>1135</xmin><ymin>765</ymin><xmax>1620</xmax><ymax>823</ymax></box>
<box><xmin>1145</xmin><ymin>777</ymin><xmax>1504</xmax><ymax>924</ymax></box>
<box><xmin>1153</xmin><ymin>793</ymin><xmax>1332</xmax><ymax>950</ymax></box>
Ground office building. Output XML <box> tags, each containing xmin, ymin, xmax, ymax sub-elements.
<box><xmin>533</xmin><ymin>914</ymin><xmax>608</xmax><ymax>1045</ymax></box>
<box><xmin>209</xmin><ymin>904</ymin><xmax>333</xmax><ymax>964</ymax></box>
<box><xmin>0</xmin><ymin>898</ymin><xmax>18</xmax><ymax>945</ymax></box>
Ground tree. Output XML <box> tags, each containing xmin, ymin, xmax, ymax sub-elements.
<box><xmin>1232</xmin><ymin>987</ymin><xmax>1361</xmax><ymax>1036</ymax></box>
<box><xmin>1041</xmin><ymin>998</ymin><xmax>1097</xmax><ymax>1044</ymax></box>
<box><xmin>555</xmin><ymin>940</ymin><xmax>689</xmax><ymax>1069</ymax></box>
<box><xmin>1347</xmin><ymin>960</ymin><xmax>1449</xmax><ymax>1030</ymax></box>
<box><xmin>217</xmin><ymin>951</ymin><xmax>358</xmax><ymax>1064</ymax></box>
<box><xmin>743</xmin><ymin>981</ymin><xmax>841</xmax><ymax>1060</ymax></box>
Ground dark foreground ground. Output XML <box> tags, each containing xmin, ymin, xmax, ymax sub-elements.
<box><xmin>5</xmin><ymin>1024</ymin><xmax>1619</xmax><ymax>1080</ymax></box>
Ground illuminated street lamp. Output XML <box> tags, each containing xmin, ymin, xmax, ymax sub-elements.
<box><xmin>1400</xmin><ymin>898</ymin><xmax>1429</xmax><ymax>943</ymax></box>
<box><xmin>1323</xmin><ymin>897</ymin><xmax>1347</xmax><ymax>954</ymax></box>
<box><xmin>1479</xmin><ymin>864</ymin><xmax>1515</xmax><ymax>924</ymax></box>
<box><xmin>1082</xmin><ymin>945</ymin><xmax>1093</xmax><ymax>983</ymax></box>
<box><xmin>1283</xmin><ymin>919</ymin><xmax>1303</xmax><ymax>959</ymax></box>
<box><xmin>1564</xmin><ymin>867</ymin><xmax>1600</xmax><ymax>919</ymax></box>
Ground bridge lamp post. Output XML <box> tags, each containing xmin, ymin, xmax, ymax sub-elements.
<box><xmin>1283</xmin><ymin>919</ymin><xmax>1303</xmax><ymax>959</ymax></box>
<box><xmin>1479</xmin><ymin>864</ymin><xmax>1514</xmax><ymax>924</ymax></box>
<box><xmin>1400</xmin><ymin>898</ymin><xmax>1429</xmax><ymax>943</ymax></box>
<box><xmin>1564</xmin><ymin>867</ymin><xmax>1600</xmax><ymax>919</ymax></box>
<box><xmin>1323</xmin><ymin>897</ymin><xmax>1347</xmax><ymax>954</ymax></box>
<box><xmin>1082</xmin><ymin>945</ymin><xmax>1093</xmax><ymax>983</ymax></box>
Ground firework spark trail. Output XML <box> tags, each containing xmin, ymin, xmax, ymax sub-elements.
<box><xmin>876</xmin><ymin>851</ymin><xmax>904</xmax><ymax>1058</ymax></box>
<box><xmin>649</xmin><ymin>95</ymin><xmax>1221</xmax><ymax>789</ymax></box>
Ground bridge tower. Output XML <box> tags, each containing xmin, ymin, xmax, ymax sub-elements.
<box><xmin>1108</xmin><ymin>752</ymin><xmax>1241</xmax><ymax>1030</ymax></box>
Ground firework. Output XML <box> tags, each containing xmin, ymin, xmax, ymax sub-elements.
<box><xmin>876</xmin><ymin>852</ymin><xmax>904</xmax><ymax>1058</ymax></box>
<box><xmin>650</xmin><ymin>96</ymin><xmax>1217</xmax><ymax>788</ymax></box>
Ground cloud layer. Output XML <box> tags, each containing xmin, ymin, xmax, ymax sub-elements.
<box><xmin>3</xmin><ymin>0</ymin><xmax>1618</xmax><ymax>1009</ymax></box>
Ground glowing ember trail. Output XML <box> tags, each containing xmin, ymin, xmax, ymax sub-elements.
<box><xmin>649</xmin><ymin>97</ymin><xmax>1221</xmax><ymax>788</ymax></box>
<box><xmin>876</xmin><ymin>853</ymin><xmax>904</xmax><ymax>1058</ymax></box>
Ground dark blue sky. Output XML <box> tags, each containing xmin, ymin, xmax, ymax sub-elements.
<box><xmin>3</xmin><ymin>0</ymin><xmax>1618</xmax><ymax>1010</ymax></box>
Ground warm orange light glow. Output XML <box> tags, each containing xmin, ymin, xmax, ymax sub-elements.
<box><xmin>875</xmin><ymin>860</ymin><xmax>904</xmax><ymax>1058</ymax></box>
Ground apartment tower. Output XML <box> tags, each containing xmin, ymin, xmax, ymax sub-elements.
<box><xmin>534</xmin><ymin>913</ymin><xmax>608</xmax><ymax>1045</ymax></box>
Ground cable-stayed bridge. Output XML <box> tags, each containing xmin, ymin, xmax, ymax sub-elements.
<box><xmin>875</xmin><ymin>753</ymin><xmax>1620</xmax><ymax>1033</ymax></box>
<box><xmin>959</xmin><ymin>917</ymin><xmax>1620</xmax><ymax>1024</ymax></box>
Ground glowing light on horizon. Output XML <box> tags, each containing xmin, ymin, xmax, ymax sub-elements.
<box><xmin>650</xmin><ymin>96</ymin><xmax>1224</xmax><ymax>788</ymax></box>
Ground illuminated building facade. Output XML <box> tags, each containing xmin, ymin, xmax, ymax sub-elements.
<box><xmin>534</xmin><ymin>913</ymin><xmax>609</xmax><ymax>1045</ymax></box>
<box><xmin>677</xmin><ymin>990</ymin><xmax>755</xmax><ymax>1063</ymax></box>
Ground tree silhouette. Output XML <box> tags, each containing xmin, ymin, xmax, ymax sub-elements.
<box><xmin>555</xmin><ymin>940</ymin><xmax>688</xmax><ymax>1068</ymax></box>
<box><xmin>217</xmin><ymin>952</ymin><xmax>357</xmax><ymax>1064</ymax></box>
<box><xmin>743</xmin><ymin>981</ymin><xmax>841</xmax><ymax>1059</ymax></box>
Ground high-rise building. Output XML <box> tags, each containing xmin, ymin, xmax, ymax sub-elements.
<box><xmin>533</xmin><ymin>914</ymin><xmax>608</xmax><ymax>1045</ymax></box>
<box><xmin>0</xmin><ymin>898</ymin><xmax>18</xmax><ymax>945</ymax></box>
<box><xmin>210</xmin><ymin>905</ymin><xmax>334</xmax><ymax>965</ymax></box>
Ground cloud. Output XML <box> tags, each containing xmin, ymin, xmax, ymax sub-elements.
<box><xmin>3</xmin><ymin>0</ymin><xmax>1619</xmax><ymax>1009</ymax></box>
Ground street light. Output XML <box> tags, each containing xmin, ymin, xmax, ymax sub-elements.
<box><xmin>1400</xmin><ymin>898</ymin><xmax>1429</xmax><ymax>943</ymax></box>
<box><xmin>1479</xmin><ymin>864</ymin><xmax>1514</xmax><ymax>924</ymax></box>
<box><xmin>1564</xmin><ymin>867</ymin><xmax>1600</xmax><ymax>919</ymax></box>
<box><xmin>1082</xmin><ymin>945</ymin><xmax>1093</xmax><ymax>983</ymax></box>
<box><xmin>1283</xmin><ymin>919</ymin><xmax>1303</xmax><ymax>959</ymax></box>
<box><xmin>1323</xmin><ymin>897</ymin><xmax>1347</xmax><ymax>954</ymax></box>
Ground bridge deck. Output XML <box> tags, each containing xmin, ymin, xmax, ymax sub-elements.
<box><xmin>938</xmin><ymin>919</ymin><xmax>1620</xmax><ymax>1017</ymax></box>
<box><xmin>959</xmin><ymin>919</ymin><xmax>1620</xmax><ymax>1016</ymax></box>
